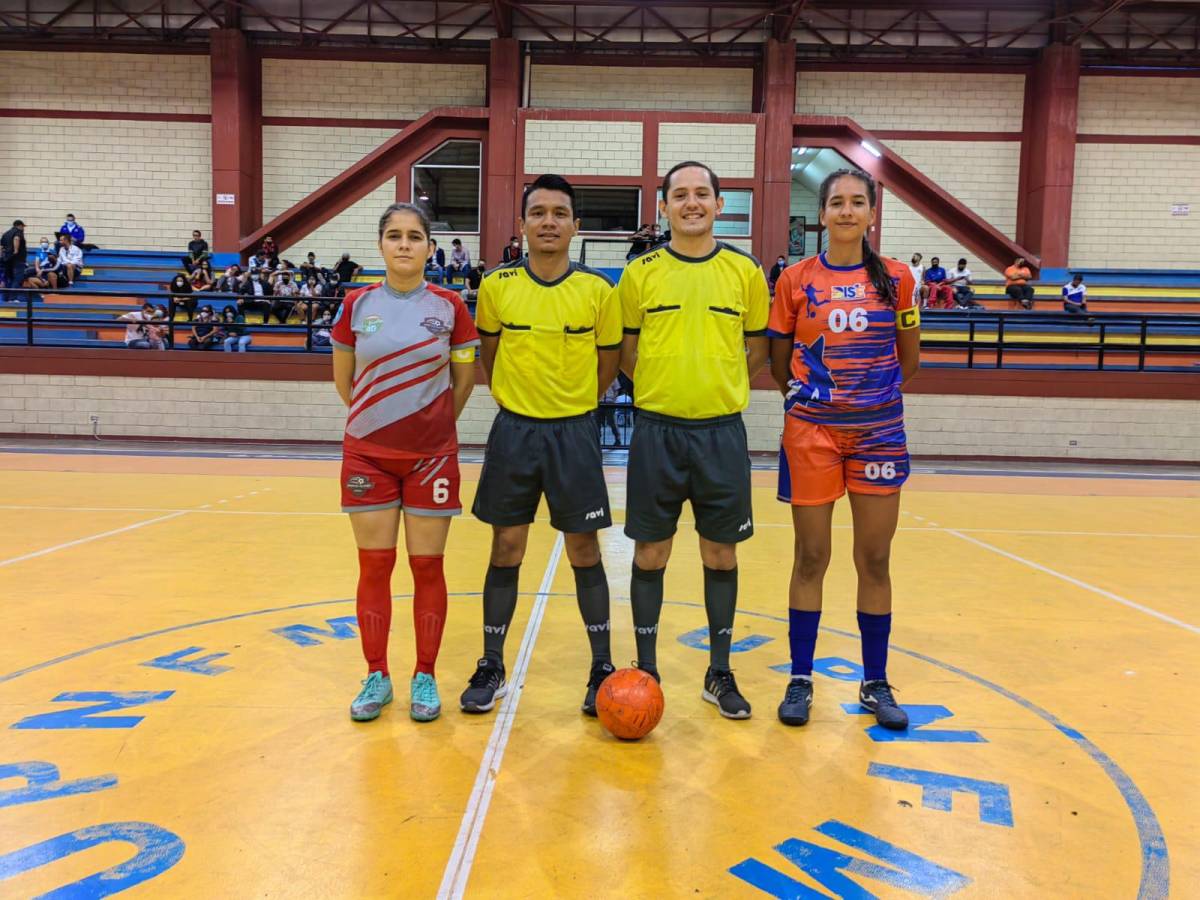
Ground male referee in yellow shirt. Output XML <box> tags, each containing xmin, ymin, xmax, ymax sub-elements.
<box><xmin>616</xmin><ymin>161</ymin><xmax>770</xmax><ymax>719</ymax></box>
<box><xmin>462</xmin><ymin>174</ymin><xmax>622</xmax><ymax>716</ymax></box>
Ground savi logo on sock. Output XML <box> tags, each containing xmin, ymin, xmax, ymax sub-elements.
<box><xmin>635</xmin><ymin>625</ymin><xmax>658</xmax><ymax>635</ymax></box>
<box><xmin>718</xmin><ymin>627</ymin><xmax>734</xmax><ymax>636</ymax></box>
<box><xmin>586</xmin><ymin>622</ymin><xmax>611</xmax><ymax>632</ymax></box>
<box><xmin>483</xmin><ymin>624</ymin><xmax>507</xmax><ymax>635</ymax></box>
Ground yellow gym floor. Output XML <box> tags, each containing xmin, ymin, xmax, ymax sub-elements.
<box><xmin>0</xmin><ymin>445</ymin><xmax>1196</xmax><ymax>899</ymax></box>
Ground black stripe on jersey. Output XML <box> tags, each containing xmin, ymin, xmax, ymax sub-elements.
<box><xmin>574</xmin><ymin>262</ymin><xmax>616</xmax><ymax>287</ymax></box>
<box><xmin>646</xmin><ymin>304</ymin><xmax>681</xmax><ymax>313</ymax></box>
<box><xmin>744</xmin><ymin>328</ymin><xmax>768</xmax><ymax>337</ymax></box>
<box><xmin>477</xmin><ymin>327</ymin><xmax>501</xmax><ymax>337</ymax></box>
<box><xmin>708</xmin><ymin>306</ymin><xmax>738</xmax><ymax>316</ymax></box>
<box><xmin>501</xmin><ymin>321</ymin><xmax>531</xmax><ymax>331</ymax></box>
<box><xmin>716</xmin><ymin>240</ymin><xmax>764</xmax><ymax>269</ymax></box>
<box><xmin>598</xmin><ymin>342</ymin><xmax>622</xmax><ymax>350</ymax></box>
<box><xmin>564</xmin><ymin>325</ymin><xmax>595</xmax><ymax>334</ymax></box>
<box><xmin>623</xmin><ymin>327</ymin><xmax>641</xmax><ymax>335</ymax></box>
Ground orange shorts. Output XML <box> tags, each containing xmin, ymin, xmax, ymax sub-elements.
<box><xmin>777</xmin><ymin>415</ymin><xmax>909</xmax><ymax>506</ymax></box>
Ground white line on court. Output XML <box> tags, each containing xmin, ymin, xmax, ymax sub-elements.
<box><xmin>438</xmin><ymin>532</ymin><xmax>566</xmax><ymax>900</ymax></box>
<box><xmin>946</xmin><ymin>528</ymin><xmax>1200</xmax><ymax>635</ymax></box>
<box><xmin>0</xmin><ymin>510</ymin><xmax>189</xmax><ymax>569</ymax></box>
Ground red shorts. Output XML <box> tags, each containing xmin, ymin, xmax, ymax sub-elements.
<box><xmin>777</xmin><ymin>416</ymin><xmax>909</xmax><ymax>506</ymax></box>
<box><xmin>340</xmin><ymin>448</ymin><xmax>461</xmax><ymax>515</ymax></box>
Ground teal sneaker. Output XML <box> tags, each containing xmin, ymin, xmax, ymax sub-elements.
<box><xmin>410</xmin><ymin>672</ymin><xmax>442</xmax><ymax>722</ymax></box>
<box><xmin>350</xmin><ymin>671</ymin><xmax>393</xmax><ymax>722</ymax></box>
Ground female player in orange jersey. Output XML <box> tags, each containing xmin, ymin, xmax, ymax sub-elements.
<box><xmin>330</xmin><ymin>203</ymin><xmax>480</xmax><ymax>723</ymax></box>
<box><xmin>766</xmin><ymin>169</ymin><xmax>920</xmax><ymax>731</ymax></box>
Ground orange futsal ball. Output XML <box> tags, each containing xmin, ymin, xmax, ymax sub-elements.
<box><xmin>596</xmin><ymin>667</ymin><xmax>664</xmax><ymax>740</ymax></box>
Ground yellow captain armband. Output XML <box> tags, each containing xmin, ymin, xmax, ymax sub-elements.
<box><xmin>450</xmin><ymin>347</ymin><xmax>477</xmax><ymax>363</ymax></box>
<box><xmin>897</xmin><ymin>306</ymin><xmax>921</xmax><ymax>331</ymax></box>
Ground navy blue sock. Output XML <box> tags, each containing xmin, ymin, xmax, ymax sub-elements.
<box><xmin>857</xmin><ymin>611</ymin><xmax>892</xmax><ymax>682</ymax></box>
<box><xmin>788</xmin><ymin>608</ymin><xmax>821</xmax><ymax>678</ymax></box>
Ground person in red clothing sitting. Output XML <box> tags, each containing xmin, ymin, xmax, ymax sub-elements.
<box><xmin>331</xmin><ymin>202</ymin><xmax>480</xmax><ymax>724</ymax></box>
<box><xmin>922</xmin><ymin>256</ymin><xmax>954</xmax><ymax>308</ymax></box>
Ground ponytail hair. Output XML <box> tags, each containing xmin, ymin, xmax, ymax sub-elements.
<box><xmin>818</xmin><ymin>167</ymin><xmax>897</xmax><ymax>309</ymax></box>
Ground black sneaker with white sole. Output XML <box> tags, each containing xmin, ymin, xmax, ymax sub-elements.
<box><xmin>633</xmin><ymin>660</ymin><xmax>661</xmax><ymax>684</ymax></box>
<box><xmin>460</xmin><ymin>657</ymin><xmax>507</xmax><ymax>713</ymax></box>
<box><xmin>777</xmin><ymin>676</ymin><xmax>813</xmax><ymax>726</ymax></box>
<box><xmin>702</xmin><ymin>667</ymin><xmax>751</xmax><ymax>719</ymax></box>
<box><xmin>581</xmin><ymin>660</ymin><xmax>616</xmax><ymax>716</ymax></box>
<box><xmin>859</xmin><ymin>679</ymin><xmax>908</xmax><ymax>730</ymax></box>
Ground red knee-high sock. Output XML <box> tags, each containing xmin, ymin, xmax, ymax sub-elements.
<box><xmin>357</xmin><ymin>547</ymin><xmax>396</xmax><ymax>676</ymax></box>
<box><xmin>409</xmin><ymin>554</ymin><xmax>447</xmax><ymax>677</ymax></box>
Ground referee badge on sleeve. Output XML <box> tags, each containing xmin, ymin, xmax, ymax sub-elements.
<box><xmin>897</xmin><ymin>307</ymin><xmax>921</xmax><ymax>330</ymax></box>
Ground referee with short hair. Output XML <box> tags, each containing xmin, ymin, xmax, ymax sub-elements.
<box><xmin>462</xmin><ymin>174</ymin><xmax>623</xmax><ymax>717</ymax></box>
<box><xmin>616</xmin><ymin>161</ymin><xmax>770</xmax><ymax>719</ymax></box>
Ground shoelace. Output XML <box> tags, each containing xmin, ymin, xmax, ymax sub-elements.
<box><xmin>588</xmin><ymin>664</ymin><xmax>614</xmax><ymax>688</ymax></box>
<box><xmin>784</xmin><ymin>680</ymin><xmax>811</xmax><ymax>703</ymax></box>
<box><xmin>709</xmin><ymin>669</ymin><xmax>739</xmax><ymax>695</ymax></box>
<box><xmin>865</xmin><ymin>681</ymin><xmax>900</xmax><ymax>705</ymax></box>
<box><xmin>358</xmin><ymin>672</ymin><xmax>384</xmax><ymax>700</ymax></box>
<box><xmin>413</xmin><ymin>675</ymin><xmax>439</xmax><ymax>706</ymax></box>
<box><xmin>468</xmin><ymin>665</ymin><xmax>499</xmax><ymax>689</ymax></box>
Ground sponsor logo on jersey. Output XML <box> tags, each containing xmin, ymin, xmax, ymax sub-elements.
<box><xmin>420</xmin><ymin>316</ymin><xmax>451</xmax><ymax>336</ymax></box>
<box><xmin>345</xmin><ymin>475</ymin><xmax>374</xmax><ymax>497</ymax></box>
<box><xmin>362</xmin><ymin>314</ymin><xmax>384</xmax><ymax>335</ymax></box>
<box><xmin>831</xmin><ymin>284</ymin><xmax>867</xmax><ymax>301</ymax></box>
<box><xmin>497</xmin><ymin>269</ymin><xmax>519</xmax><ymax>280</ymax></box>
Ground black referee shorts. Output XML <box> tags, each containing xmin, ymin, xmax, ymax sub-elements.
<box><xmin>472</xmin><ymin>408</ymin><xmax>612</xmax><ymax>533</ymax></box>
<box><xmin>625</xmin><ymin>410</ymin><xmax>753</xmax><ymax>545</ymax></box>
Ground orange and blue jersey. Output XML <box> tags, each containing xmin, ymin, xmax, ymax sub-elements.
<box><xmin>766</xmin><ymin>252</ymin><xmax>918</xmax><ymax>428</ymax></box>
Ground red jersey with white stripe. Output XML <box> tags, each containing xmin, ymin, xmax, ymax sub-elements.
<box><xmin>331</xmin><ymin>280</ymin><xmax>479</xmax><ymax>459</ymax></box>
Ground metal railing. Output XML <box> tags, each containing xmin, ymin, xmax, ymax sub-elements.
<box><xmin>2</xmin><ymin>288</ymin><xmax>1198</xmax><ymax>372</ymax></box>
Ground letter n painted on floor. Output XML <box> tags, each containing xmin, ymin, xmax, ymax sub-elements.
<box><xmin>10</xmin><ymin>692</ymin><xmax>176</xmax><ymax>730</ymax></box>
<box><xmin>868</xmin><ymin>763</ymin><xmax>1014</xmax><ymax>827</ymax></box>
<box><xmin>141</xmin><ymin>646</ymin><xmax>232</xmax><ymax>676</ymax></box>
<box><xmin>0</xmin><ymin>821</ymin><xmax>184</xmax><ymax>897</ymax></box>
<box><xmin>271</xmin><ymin>614</ymin><xmax>359</xmax><ymax>647</ymax></box>
<box><xmin>729</xmin><ymin>819</ymin><xmax>971</xmax><ymax>898</ymax></box>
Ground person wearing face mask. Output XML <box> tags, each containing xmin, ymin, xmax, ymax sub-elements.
<box><xmin>60</xmin><ymin>214</ymin><xmax>85</xmax><ymax>247</ymax></box>
<box><xmin>769</xmin><ymin>254</ymin><xmax>787</xmax><ymax>293</ymax></box>
<box><xmin>239</xmin><ymin>268</ymin><xmax>274</xmax><ymax>324</ymax></box>
<box><xmin>269</xmin><ymin>266</ymin><xmax>299</xmax><ymax>323</ymax></box>
<box><xmin>169</xmin><ymin>273</ymin><xmax>196</xmax><ymax>320</ymax></box>
<box><xmin>614</xmin><ymin>160</ymin><xmax>771</xmax><ymax>721</ymax></box>
<box><xmin>501</xmin><ymin>235</ymin><xmax>522</xmax><ymax>264</ymax></box>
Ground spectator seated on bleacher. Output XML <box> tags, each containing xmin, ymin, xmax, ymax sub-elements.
<box><xmin>947</xmin><ymin>258</ymin><xmax>982</xmax><ymax>309</ymax></box>
<box><xmin>56</xmin><ymin>234</ymin><xmax>83</xmax><ymax>288</ymax></box>
<box><xmin>120</xmin><ymin>301</ymin><xmax>165</xmax><ymax>350</ymax></box>
<box><xmin>425</xmin><ymin>240</ymin><xmax>446</xmax><ymax>283</ymax></box>
<box><xmin>447</xmin><ymin>238</ymin><xmax>471</xmax><ymax>282</ymax></box>
<box><xmin>298</xmin><ymin>273</ymin><xmax>329</xmax><ymax>318</ymax></box>
<box><xmin>299</xmin><ymin>252</ymin><xmax>328</xmax><ymax>283</ymax></box>
<box><xmin>188</xmin><ymin>260</ymin><xmax>213</xmax><ymax>293</ymax></box>
<box><xmin>221</xmin><ymin>306</ymin><xmax>251</xmax><ymax>352</ymax></box>
<box><xmin>187</xmin><ymin>306</ymin><xmax>222</xmax><ymax>350</ymax></box>
<box><xmin>1005</xmin><ymin>257</ymin><xmax>1035</xmax><ymax>309</ymax></box>
<box><xmin>463</xmin><ymin>259</ymin><xmax>486</xmax><ymax>301</ymax></box>
<box><xmin>260</xmin><ymin>236</ymin><xmax>279</xmax><ymax>268</ymax></box>
<box><xmin>923</xmin><ymin>256</ymin><xmax>954</xmax><ymax>308</ymax></box>
<box><xmin>168</xmin><ymin>273</ymin><xmax>196</xmax><ymax>320</ymax></box>
<box><xmin>334</xmin><ymin>253</ymin><xmax>362</xmax><ymax>291</ymax></box>
<box><xmin>59</xmin><ymin>214</ymin><xmax>95</xmax><ymax>251</ymax></box>
<box><xmin>502</xmin><ymin>235</ymin><xmax>523</xmax><ymax>264</ymax></box>
<box><xmin>213</xmin><ymin>265</ymin><xmax>241</xmax><ymax>294</ymax></box>
<box><xmin>312</xmin><ymin>308</ymin><xmax>334</xmax><ymax>347</ymax></box>
<box><xmin>239</xmin><ymin>270</ymin><xmax>273</xmax><ymax>324</ymax></box>
<box><xmin>183</xmin><ymin>230</ymin><xmax>211</xmax><ymax>273</ymax></box>
<box><xmin>1063</xmin><ymin>274</ymin><xmax>1089</xmax><ymax>315</ymax></box>
<box><xmin>269</xmin><ymin>266</ymin><xmax>299</xmax><ymax>323</ymax></box>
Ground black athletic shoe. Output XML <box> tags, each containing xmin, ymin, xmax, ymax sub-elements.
<box><xmin>633</xmin><ymin>660</ymin><xmax>661</xmax><ymax>684</ymax></box>
<box><xmin>702</xmin><ymin>667</ymin><xmax>751</xmax><ymax>719</ymax></box>
<box><xmin>581</xmin><ymin>661</ymin><xmax>616</xmax><ymax>716</ymax></box>
<box><xmin>777</xmin><ymin>676</ymin><xmax>813</xmax><ymax>727</ymax></box>
<box><xmin>460</xmin><ymin>657</ymin><xmax>507</xmax><ymax>714</ymax></box>
<box><xmin>859</xmin><ymin>679</ymin><xmax>908</xmax><ymax>730</ymax></box>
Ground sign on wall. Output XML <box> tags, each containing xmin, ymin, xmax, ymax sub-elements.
<box><xmin>1171</xmin><ymin>203</ymin><xmax>1190</xmax><ymax>217</ymax></box>
<box><xmin>216</xmin><ymin>193</ymin><xmax>236</xmax><ymax>206</ymax></box>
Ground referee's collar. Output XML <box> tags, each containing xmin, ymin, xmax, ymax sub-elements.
<box><xmin>523</xmin><ymin>258</ymin><xmax>576</xmax><ymax>288</ymax></box>
<box><xmin>665</xmin><ymin>242</ymin><xmax>721</xmax><ymax>264</ymax></box>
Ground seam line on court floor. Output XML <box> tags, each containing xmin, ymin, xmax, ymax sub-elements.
<box><xmin>438</xmin><ymin>531</ymin><xmax>566</xmax><ymax>900</ymax></box>
<box><xmin>0</xmin><ymin>510</ymin><xmax>188</xmax><ymax>568</ymax></box>
<box><xmin>947</xmin><ymin>528</ymin><xmax>1199</xmax><ymax>635</ymax></box>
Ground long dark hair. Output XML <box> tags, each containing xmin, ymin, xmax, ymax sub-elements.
<box><xmin>818</xmin><ymin>168</ymin><xmax>896</xmax><ymax>308</ymax></box>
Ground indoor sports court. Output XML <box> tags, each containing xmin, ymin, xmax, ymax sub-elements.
<box><xmin>0</xmin><ymin>443</ymin><xmax>1195</xmax><ymax>897</ymax></box>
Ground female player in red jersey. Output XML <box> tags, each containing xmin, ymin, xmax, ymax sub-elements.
<box><xmin>767</xmin><ymin>169</ymin><xmax>920</xmax><ymax>731</ymax></box>
<box><xmin>331</xmin><ymin>203</ymin><xmax>479</xmax><ymax>723</ymax></box>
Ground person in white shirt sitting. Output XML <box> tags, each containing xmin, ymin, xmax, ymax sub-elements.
<box><xmin>908</xmin><ymin>253</ymin><xmax>926</xmax><ymax>307</ymax></box>
<box><xmin>1062</xmin><ymin>274</ymin><xmax>1088</xmax><ymax>315</ymax></box>
<box><xmin>57</xmin><ymin>234</ymin><xmax>84</xmax><ymax>287</ymax></box>
<box><xmin>946</xmin><ymin>258</ymin><xmax>978</xmax><ymax>308</ymax></box>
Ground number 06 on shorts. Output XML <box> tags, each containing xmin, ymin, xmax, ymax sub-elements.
<box><xmin>777</xmin><ymin>416</ymin><xmax>910</xmax><ymax>506</ymax></box>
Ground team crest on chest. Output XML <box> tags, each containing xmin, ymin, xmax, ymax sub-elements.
<box><xmin>421</xmin><ymin>316</ymin><xmax>451</xmax><ymax>336</ymax></box>
<box><xmin>361</xmin><ymin>315</ymin><xmax>384</xmax><ymax>335</ymax></box>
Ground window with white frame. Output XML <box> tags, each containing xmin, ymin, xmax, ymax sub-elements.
<box><xmin>572</xmin><ymin>186</ymin><xmax>641</xmax><ymax>233</ymax></box>
<box><xmin>412</xmin><ymin>140</ymin><xmax>481</xmax><ymax>233</ymax></box>
<box><xmin>658</xmin><ymin>189</ymin><xmax>752</xmax><ymax>238</ymax></box>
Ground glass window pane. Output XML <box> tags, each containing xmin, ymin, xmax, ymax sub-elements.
<box><xmin>414</xmin><ymin>166</ymin><xmax>480</xmax><ymax>233</ymax></box>
<box><xmin>572</xmin><ymin>186</ymin><xmax>641</xmax><ymax>233</ymax></box>
<box><xmin>715</xmin><ymin>190</ymin><xmax>752</xmax><ymax>237</ymax></box>
<box><xmin>416</xmin><ymin>140</ymin><xmax>481</xmax><ymax>167</ymax></box>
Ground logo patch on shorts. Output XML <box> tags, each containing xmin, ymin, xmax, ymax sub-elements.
<box><xmin>421</xmin><ymin>316</ymin><xmax>451</xmax><ymax>336</ymax></box>
<box><xmin>361</xmin><ymin>315</ymin><xmax>384</xmax><ymax>335</ymax></box>
<box><xmin>345</xmin><ymin>474</ymin><xmax>374</xmax><ymax>497</ymax></box>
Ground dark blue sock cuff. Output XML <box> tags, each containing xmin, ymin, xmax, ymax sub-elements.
<box><xmin>789</xmin><ymin>608</ymin><xmax>822</xmax><ymax>636</ymax></box>
<box><xmin>857</xmin><ymin>611</ymin><xmax>892</xmax><ymax>634</ymax></box>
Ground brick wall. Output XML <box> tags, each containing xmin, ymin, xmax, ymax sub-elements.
<box><xmin>1070</xmin><ymin>143</ymin><xmax>1200</xmax><ymax>269</ymax></box>
<box><xmin>1078</xmin><ymin>77</ymin><xmax>1200</xmax><ymax>136</ymax></box>
<box><xmin>530</xmin><ymin>65</ymin><xmax>752</xmax><ymax>112</ymax></box>
<box><xmin>657</xmin><ymin>123</ymin><xmax>757</xmax><ymax>178</ymax></box>
<box><xmin>4</xmin><ymin>375</ymin><xmax>1195</xmax><ymax>462</ymax></box>
<box><xmin>261</xmin><ymin>59</ymin><xmax>484</xmax><ymax>118</ymax></box>
<box><xmin>0</xmin><ymin>117</ymin><xmax>212</xmax><ymax>251</ymax></box>
<box><xmin>796</xmin><ymin>71</ymin><xmax>1026</xmax><ymax>132</ymax></box>
<box><xmin>879</xmin><ymin>139</ymin><xmax>1019</xmax><ymax>277</ymax></box>
<box><xmin>523</xmin><ymin>120</ymin><xmax>642</xmax><ymax>175</ymax></box>
<box><xmin>0</xmin><ymin>50</ymin><xmax>210</xmax><ymax>114</ymax></box>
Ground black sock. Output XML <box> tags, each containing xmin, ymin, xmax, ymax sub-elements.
<box><xmin>630</xmin><ymin>563</ymin><xmax>665</xmax><ymax>669</ymax></box>
<box><xmin>573</xmin><ymin>561</ymin><xmax>612</xmax><ymax>665</ymax></box>
<box><xmin>482</xmin><ymin>564</ymin><xmax>520</xmax><ymax>665</ymax></box>
<box><xmin>704</xmin><ymin>565</ymin><xmax>738</xmax><ymax>671</ymax></box>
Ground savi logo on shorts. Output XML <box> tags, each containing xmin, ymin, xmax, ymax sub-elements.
<box><xmin>421</xmin><ymin>316</ymin><xmax>451</xmax><ymax>336</ymax></box>
<box><xmin>361</xmin><ymin>315</ymin><xmax>384</xmax><ymax>335</ymax></box>
<box><xmin>738</xmin><ymin>518</ymin><xmax>752</xmax><ymax>533</ymax></box>
<box><xmin>584</xmin><ymin>508</ymin><xmax>606</xmax><ymax>521</ymax></box>
<box><xmin>345</xmin><ymin>475</ymin><xmax>374</xmax><ymax>497</ymax></box>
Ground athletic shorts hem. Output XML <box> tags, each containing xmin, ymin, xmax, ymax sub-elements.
<box><xmin>623</xmin><ymin>522</ymin><xmax>677</xmax><ymax>543</ymax></box>
<box><xmin>402</xmin><ymin>505</ymin><xmax>462</xmax><ymax>517</ymax></box>
<box><xmin>471</xmin><ymin>505</ymin><xmax>537</xmax><ymax>528</ymax></box>
<box><xmin>342</xmin><ymin>500</ymin><xmax>404</xmax><ymax>514</ymax></box>
<box><xmin>551</xmin><ymin>514</ymin><xmax>612</xmax><ymax>534</ymax></box>
<box><xmin>778</xmin><ymin>491</ymin><xmax>845</xmax><ymax>507</ymax></box>
<box><xmin>846</xmin><ymin>484</ymin><xmax>903</xmax><ymax>497</ymax></box>
<box><xmin>695</xmin><ymin>524</ymin><xmax>755</xmax><ymax>545</ymax></box>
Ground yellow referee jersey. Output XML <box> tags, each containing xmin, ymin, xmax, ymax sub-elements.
<box><xmin>616</xmin><ymin>242</ymin><xmax>770</xmax><ymax>419</ymax></box>
<box><xmin>475</xmin><ymin>259</ymin><xmax>621</xmax><ymax>418</ymax></box>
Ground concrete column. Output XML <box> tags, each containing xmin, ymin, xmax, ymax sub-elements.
<box><xmin>483</xmin><ymin>38</ymin><xmax>521</xmax><ymax>264</ymax></box>
<box><xmin>209</xmin><ymin>29</ymin><xmax>262</xmax><ymax>255</ymax></box>
<box><xmin>760</xmin><ymin>38</ymin><xmax>796</xmax><ymax>265</ymax></box>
